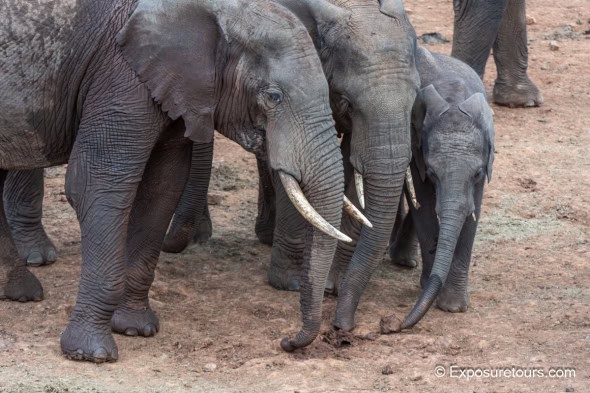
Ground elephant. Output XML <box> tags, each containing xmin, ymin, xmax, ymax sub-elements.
<box><xmin>1</xmin><ymin>0</ymin><xmax>350</xmax><ymax>362</ymax></box>
<box><xmin>159</xmin><ymin>0</ymin><xmax>420</xmax><ymax>340</ymax></box>
<box><xmin>389</xmin><ymin>45</ymin><xmax>495</xmax><ymax>330</ymax></box>
<box><xmin>452</xmin><ymin>0</ymin><xmax>543</xmax><ymax>108</ymax></box>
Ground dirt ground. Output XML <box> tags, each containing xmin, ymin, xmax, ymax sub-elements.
<box><xmin>1</xmin><ymin>0</ymin><xmax>589</xmax><ymax>392</ymax></box>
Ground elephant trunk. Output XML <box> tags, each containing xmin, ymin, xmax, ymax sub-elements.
<box><xmin>401</xmin><ymin>206</ymin><xmax>466</xmax><ymax>329</ymax></box>
<box><xmin>333</xmin><ymin>166</ymin><xmax>406</xmax><ymax>330</ymax></box>
<box><xmin>281</xmin><ymin>123</ymin><xmax>344</xmax><ymax>351</ymax></box>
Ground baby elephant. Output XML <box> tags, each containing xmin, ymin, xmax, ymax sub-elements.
<box><xmin>393</xmin><ymin>46</ymin><xmax>495</xmax><ymax>330</ymax></box>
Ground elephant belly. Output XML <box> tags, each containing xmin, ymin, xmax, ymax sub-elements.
<box><xmin>0</xmin><ymin>0</ymin><xmax>81</xmax><ymax>168</ymax></box>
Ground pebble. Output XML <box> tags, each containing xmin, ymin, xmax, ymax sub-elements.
<box><xmin>549</xmin><ymin>41</ymin><xmax>560</xmax><ymax>51</ymax></box>
<box><xmin>382</xmin><ymin>365</ymin><xmax>394</xmax><ymax>375</ymax></box>
<box><xmin>203</xmin><ymin>363</ymin><xmax>217</xmax><ymax>372</ymax></box>
<box><xmin>526</xmin><ymin>15</ymin><xmax>536</xmax><ymax>25</ymax></box>
<box><xmin>565</xmin><ymin>386</ymin><xmax>574</xmax><ymax>392</ymax></box>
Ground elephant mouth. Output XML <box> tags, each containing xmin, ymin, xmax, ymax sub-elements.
<box><xmin>236</xmin><ymin>128</ymin><xmax>266</xmax><ymax>154</ymax></box>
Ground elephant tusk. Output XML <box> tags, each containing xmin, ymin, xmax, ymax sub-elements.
<box><xmin>343</xmin><ymin>196</ymin><xmax>373</xmax><ymax>228</ymax></box>
<box><xmin>472</xmin><ymin>212</ymin><xmax>477</xmax><ymax>222</ymax></box>
<box><xmin>405</xmin><ymin>167</ymin><xmax>419</xmax><ymax>209</ymax></box>
<box><xmin>436</xmin><ymin>214</ymin><xmax>440</xmax><ymax>224</ymax></box>
<box><xmin>279</xmin><ymin>172</ymin><xmax>352</xmax><ymax>243</ymax></box>
<box><xmin>354</xmin><ymin>171</ymin><xmax>365</xmax><ymax>209</ymax></box>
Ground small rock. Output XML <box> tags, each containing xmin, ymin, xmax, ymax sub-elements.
<box><xmin>575</xmin><ymin>19</ymin><xmax>582</xmax><ymax>25</ymax></box>
<box><xmin>207</xmin><ymin>193</ymin><xmax>224</xmax><ymax>205</ymax></box>
<box><xmin>203</xmin><ymin>363</ymin><xmax>217</xmax><ymax>372</ymax></box>
<box><xmin>409</xmin><ymin>374</ymin><xmax>423</xmax><ymax>382</ymax></box>
<box><xmin>526</xmin><ymin>15</ymin><xmax>536</xmax><ymax>25</ymax></box>
<box><xmin>549</xmin><ymin>41</ymin><xmax>560</xmax><ymax>51</ymax></box>
<box><xmin>382</xmin><ymin>365</ymin><xmax>394</xmax><ymax>375</ymax></box>
<box><xmin>379</xmin><ymin>314</ymin><xmax>402</xmax><ymax>334</ymax></box>
<box><xmin>565</xmin><ymin>386</ymin><xmax>574</xmax><ymax>392</ymax></box>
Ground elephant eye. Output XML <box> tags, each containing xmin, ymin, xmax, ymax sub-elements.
<box><xmin>265</xmin><ymin>91</ymin><xmax>283</xmax><ymax>108</ymax></box>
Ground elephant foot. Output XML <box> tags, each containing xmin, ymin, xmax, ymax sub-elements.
<box><xmin>162</xmin><ymin>223</ymin><xmax>193</xmax><ymax>254</ymax></box>
<box><xmin>436</xmin><ymin>287</ymin><xmax>469</xmax><ymax>313</ymax></box>
<box><xmin>267</xmin><ymin>265</ymin><xmax>301</xmax><ymax>291</ymax></box>
<box><xmin>388</xmin><ymin>241</ymin><xmax>419</xmax><ymax>269</ymax></box>
<box><xmin>12</xmin><ymin>225</ymin><xmax>57</xmax><ymax>267</ymax></box>
<box><xmin>332</xmin><ymin>314</ymin><xmax>355</xmax><ymax>332</ymax></box>
<box><xmin>0</xmin><ymin>266</ymin><xmax>43</xmax><ymax>302</ymax></box>
<box><xmin>111</xmin><ymin>305</ymin><xmax>159</xmax><ymax>337</ymax></box>
<box><xmin>61</xmin><ymin>319</ymin><xmax>118</xmax><ymax>363</ymax></box>
<box><xmin>493</xmin><ymin>77</ymin><xmax>544</xmax><ymax>108</ymax></box>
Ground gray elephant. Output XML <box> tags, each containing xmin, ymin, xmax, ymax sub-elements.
<box><xmin>1</xmin><ymin>0</ymin><xmax>350</xmax><ymax>362</ymax></box>
<box><xmin>390</xmin><ymin>45</ymin><xmax>495</xmax><ymax>330</ymax></box>
<box><xmin>159</xmin><ymin>0</ymin><xmax>420</xmax><ymax>341</ymax></box>
<box><xmin>452</xmin><ymin>0</ymin><xmax>542</xmax><ymax>107</ymax></box>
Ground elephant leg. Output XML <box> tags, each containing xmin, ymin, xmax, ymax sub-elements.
<box><xmin>162</xmin><ymin>141</ymin><xmax>214</xmax><ymax>253</ymax></box>
<box><xmin>0</xmin><ymin>170</ymin><xmax>44</xmax><ymax>302</ymax></box>
<box><xmin>451</xmin><ymin>0</ymin><xmax>508</xmax><ymax>78</ymax></box>
<box><xmin>267</xmin><ymin>168</ymin><xmax>306</xmax><ymax>291</ymax></box>
<box><xmin>492</xmin><ymin>0</ymin><xmax>543</xmax><ymax>107</ymax></box>
<box><xmin>325</xmin><ymin>207</ymin><xmax>359</xmax><ymax>296</ymax></box>
<box><xmin>113</xmin><ymin>124</ymin><xmax>191</xmax><ymax>337</ymax></box>
<box><xmin>436</xmin><ymin>185</ymin><xmax>483</xmax><ymax>313</ymax></box>
<box><xmin>255</xmin><ymin>155</ymin><xmax>276</xmax><ymax>246</ymax></box>
<box><xmin>60</xmin><ymin>91</ymin><xmax>164</xmax><ymax>363</ymax></box>
<box><xmin>4</xmin><ymin>169</ymin><xmax>57</xmax><ymax>266</ymax></box>
<box><xmin>388</xmin><ymin>196</ymin><xmax>419</xmax><ymax>268</ymax></box>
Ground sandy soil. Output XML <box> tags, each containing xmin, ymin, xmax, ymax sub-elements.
<box><xmin>1</xmin><ymin>0</ymin><xmax>589</xmax><ymax>392</ymax></box>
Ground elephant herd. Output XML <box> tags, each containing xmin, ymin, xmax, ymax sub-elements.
<box><xmin>0</xmin><ymin>0</ymin><xmax>541</xmax><ymax>363</ymax></box>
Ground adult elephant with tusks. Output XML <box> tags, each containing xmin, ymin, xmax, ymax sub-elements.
<box><xmin>160</xmin><ymin>0</ymin><xmax>420</xmax><ymax>345</ymax></box>
<box><xmin>1</xmin><ymin>0</ymin><xmax>349</xmax><ymax>362</ymax></box>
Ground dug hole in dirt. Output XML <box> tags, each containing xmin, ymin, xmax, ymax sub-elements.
<box><xmin>0</xmin><ymin>0</ymin><xmax>588</xmax><ymax>391</ymax></box>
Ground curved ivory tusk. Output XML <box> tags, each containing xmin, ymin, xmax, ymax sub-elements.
<box><xmin>279</xmin><ymin>172</ymin><xmax>352</xmax><ymax>243</ymax></box>
<box><xmin>472</xmin><ymin>212</ymin><xmax>477</xmax><ymax>222</ymax></box>
<box><xmin>405</xmin><ymin>167</ymin><xmax>419</xmax><ymax>209</ymax></box>
<box><xmin>343</xmin><ymin>196</ymin><xmax>373</xmax><ymax>228</ymax></box>
<box><xmin>354</xmin><ymin>171</ymin><xmax>365</xmax><ymax>209</ymax></box>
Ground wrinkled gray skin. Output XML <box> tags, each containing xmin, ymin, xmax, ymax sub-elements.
<box><xmin>393</xmin><ymin>46</ymin><xmax>495</xmax><ymax>330</ymax></box>
<box><xmin>452</xmin><ymin>0</ymin><xmax>543</xmax><ymax>107</ymax></box>
<box><xmin>1</xmin><ymin>0</ymin><xmax>345</xmax><ymax>362</ymax></box>
<box><xmin>161</xmin><ymin>0</ymin><xmax>419</xmax><ymax>335</ymax></box>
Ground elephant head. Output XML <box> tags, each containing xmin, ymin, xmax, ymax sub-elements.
<box><xmin>401</xmin><ymin>82</ymin><xmax>495</xmax><ymax>329</ymax></box>
<box><xmin>118</xmin><ymin>0</ymin><xmax>348</xmax><ymax>347</ymax></box>
<box><xmin>275</xmin><ymin>0</ymin><xmax>420</xmax><ymax>331</ymax></box>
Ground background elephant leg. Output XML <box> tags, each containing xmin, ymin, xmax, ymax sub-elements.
<box><xmin>451</xmin><ymin>0</ymin><xmax>508</xmax><ymax>78</ymax></box>
<box><xmin>326</xmin><ymin>208</ymin><xmax>359</xmax><ymax>296</ymax></box>
<box><xmin>267</xmin><ymin>169</ymin><xmax>306</xmax><ymax>291</ymax></box>
<box><xmin>113</xmin><ymin>127</ymin><xmax>192</xmax><ymax>337</ymax></box>
<box><xmin>255</xmin><ymin>155</ymin><xmax>276</xmax><ymax>246</ymax></box>
<box><xmin>436</xmin><ymin>185</ymin><xmax>483</xmax><ymax>312</ymax></box>
<box><xmin>4</xmin><ymin>169</ymin><xmax>57</xmax><ymax>266</ymax></box>
<box><xmin>0</xmin><ymin>170</ymin><xmax>43</xmax><ymax>302</ymax></box>
<box><xmin>492</xmin><ymin>0</ymin><xmax>543</xmax><ymax>107</ymax></box>
<box><xmin>162</xmin><ymin>141</ymin><xmax>214</xmax><ymax>253</ymax></box>
<box><xmin>193</xmin><ymin>204</ymin><xmax>213</xmax><ymax>244</ymax></box>
<box><xmin>388</xmin><ymin>195</ymin><xmax>419</xmax><ymax>268</ymax></box>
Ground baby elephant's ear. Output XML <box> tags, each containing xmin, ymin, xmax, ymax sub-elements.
<box><xmin>459</xmin><ymin>93</ymin><xmax>495</xmax><ymax>182</ymax></box>
<box><xmin>117</xmin><ymin>1</ymin><xmax>221</xmax><ymax>143</ymax></box>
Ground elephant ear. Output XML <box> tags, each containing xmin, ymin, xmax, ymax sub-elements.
<box><xmin>378</xmin><ymin>0</ymin><xmax>407</xmax><ymax>18</ymax></box>
<box><xmin>117</xmin><ymin>0</ymin><xmax>222</xmax><ymax>143</ymax></box>
<box><xmin>458</xmin><ymin>92</ymin><xmax>495</xmax><ymax>182</ymax></box>
<box><xmin>410</xmin><ymin>90</ymin><xmax>427</xmax><ymax>182</ymax></box>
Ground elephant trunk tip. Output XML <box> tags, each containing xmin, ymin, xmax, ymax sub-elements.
<box><xmin>280</xmin><ymin>337</ymin><xmax>297</xmax><ymax>352</ymax></box>
<box><xmin>400</xmin><ymin>275</ymin><xmax>444</xmax><ymax>330</ymax></box>
<box><xmin>280</xmin><ymin>329</ymin><xmax>317</xmax><ymax>352</ymax></box>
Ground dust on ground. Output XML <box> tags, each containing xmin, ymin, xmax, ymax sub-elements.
<box><xmin>1</xmin><ymin>0</ymin><xmax>589</xmax><ymax>392</ymax></box>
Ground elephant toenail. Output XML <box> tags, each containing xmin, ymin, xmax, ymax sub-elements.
<box><xmin>143</xmin><ymin>324</ymin><xmax>156</xmax><ymax>337</ymax></box>
<box><xmin>27</xmin><ymin>252</ymin><xmax>44</xmax><ymax>267</ymax></box>
<box><xmin>46</xmin><ymin>250</ymin><xmax>57</xmax><ymax>263</ymax></box>
<box><xmin>124</xmin><ymin>328</ymin><xmax>138</xmax><ymax>336</ymax></box>
<box><xmin>93</xmin><ymin>347</ymin><xmax>108</xmax><ymax>363</ymax></box>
